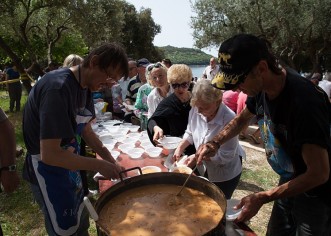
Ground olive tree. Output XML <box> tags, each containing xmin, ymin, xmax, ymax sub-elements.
<box><xmin>191</xmin><ymin>0</ymin><xmax>331</xmax><ymax>72</ymax></box>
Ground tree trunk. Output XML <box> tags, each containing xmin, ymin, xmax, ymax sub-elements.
<box><xmin>0</xmin><ymin>37</ymin><xmax>32</xmax><ymax>94</ymax></box>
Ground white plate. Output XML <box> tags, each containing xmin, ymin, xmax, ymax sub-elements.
<box><xmin>226</xmin><ymin>199</ymin><xmax>242</xmax><ymax>221</ymax></box>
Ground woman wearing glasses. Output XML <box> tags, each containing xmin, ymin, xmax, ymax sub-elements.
<box><xmin>173</xmin><ymin>79</ymin><xmax>245</xmax><ymax>199</ymax></box>
<box><xmin>146</xmin><ymin>62</ymin><xmax>173</xmax><ymax>118</ymax></box>
<box><xmin>147</xmin><ymin>64</ymin><xmax>195</xmax><ymax>155</ymax></box>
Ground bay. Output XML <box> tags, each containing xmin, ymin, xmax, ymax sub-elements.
<box><xmin>189</xmin><ymin>65</ymin><xmax>207</xmax><ymax>79</ymax></box>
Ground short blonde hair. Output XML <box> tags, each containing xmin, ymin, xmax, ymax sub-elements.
<box><xmin>191</xmin><ymin>79</ymin><xmax>223</xmax><ymax>106</ymax></box>
<box><xmin>63</xmin><ymin>54</ymin><xmax>83</xmax><ymax>68</ymax></box>
<box><xmin>167</xmin><ymin>64</ymin><xmax>192</xmax><ymax>84</ymax></box>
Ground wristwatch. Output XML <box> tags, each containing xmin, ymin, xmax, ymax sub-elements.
<box><xmin>0</xmin><ymin>164</ymin><xmax>17</xmax><ymax>172</ymax></box>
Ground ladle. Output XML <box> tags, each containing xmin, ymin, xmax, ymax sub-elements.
<box><xmin>176</xmin><ymin>165</ymin><xmax>197</xmax><ymax>196</ymax></box>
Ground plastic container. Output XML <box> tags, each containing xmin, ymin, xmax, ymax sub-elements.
<box><xmin>118</xmin><ymin>143</ymin><xmax>135</xmax><ymax>154</ymax></box>
<box><xmin>140</xmin><ymin>166</ymin><xmax>162</xmax><ymax>174</ymax></box>
<box><xmin>226</xmin><ymin>199</ymin><xmax>242</xmax><ymax>221</ymax></box>
<box><xmin>128</xmin><ymin>125</ymin><xmax>140</xmax><ymax>132</ymax></box>
<box><xmin>145</xmin><ymin>147</ymin><xmax>163</xmax><ymax>158</ymax></box>
<box><xmin>126</xmin><ymin>132</ymin><xmax>141</xmax><ymax>140</ymax></box>
<box><xmin>140</xmin><ymin>140</ymin><xmax>154</xmax><ymax>150</ymax></box>
<box><xmin>170</xmin><ymin>166</ymin><xmax>193</xmax><ymax>174</ymax></box>
<box><xmin>127</xmin><ymin>147</ymin><xmax>144</xmax><ymax>159</ymax></box>
<box><xmin>110</xmin><ymin>150</ymin><xmax>120</xmax><ymax>160</ymax></box>
<box><xmin>158</xmin><ymin>136</ymin><xmax>182</xmax><ymax>149</ymax></box>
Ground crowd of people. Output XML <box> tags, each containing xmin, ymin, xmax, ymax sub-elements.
<box><xmin>0</xmin><ymin>33</ymin><xmax>330</xmax><ymax>236</ymax></box>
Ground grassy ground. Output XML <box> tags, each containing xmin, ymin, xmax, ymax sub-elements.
<box><xmin>0</xmin><ymin>89</ymin><xmax>278</xmax><ymax>235</ymax></box>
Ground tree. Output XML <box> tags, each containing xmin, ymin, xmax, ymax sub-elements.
<box><xmin>0</xmin><ymin>0</ymin><xmax>69</xmax><ymax>92</ymax></box>
<box><xmin>191</xmin><ymin>0</ymin><xmax>331</xmax><ymax>72</ymax></box>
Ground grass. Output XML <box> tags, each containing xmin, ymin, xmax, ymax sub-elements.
<box><xmin>0</xmin><ymin>89</ymin><xmax>278</xmax><ymax>235</ymax></box>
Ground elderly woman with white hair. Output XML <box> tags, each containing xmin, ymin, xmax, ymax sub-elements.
<box><xmin>174</xmin><ymin>79</ymin><xmax>245</xmax><ymax>199</ymax></box>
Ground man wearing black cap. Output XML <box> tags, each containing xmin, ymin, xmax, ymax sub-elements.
<box><xmin>196</xmin><ymin>34</ymin><xmax>331</xmax><ymax>235</ymax></box>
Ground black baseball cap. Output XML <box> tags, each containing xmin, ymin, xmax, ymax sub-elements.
<box><xmin>212</xmin><ymin>34</ymin><xmax>269</xmax><ymax>90</ymax></box>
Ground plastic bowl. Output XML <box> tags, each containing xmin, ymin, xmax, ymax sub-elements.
<box><xmin>122</xmin><ymin>137</ymin><xmax>138</xmax><ymax>146</ymax></box>
<box><xmin>126</xmin><ymin>132</ymin><xmax>141</xmax><ymax>140</ymax></box>
<box><xmin>118</xmin><ymin>143</ymin><xmax>135</xmax><ymax>154</ymax></box>
<box><xmin>127</xmin><ymin>147</ymin><xmax>145</xmax><ymax>159</ymax></box>
<box><xmin>140</xmin><ymin>130</ymin><xmax>148</xmax><ymax>137</ymax></box>
<box><xmin>117</xmin><ymin>127</ymin><xmax>129</xmax><ymax>135</ymax></box>
<box><xmin>140</xmin><ymin>166</ymin><xmax>162</xmax><ymax>174</ymax></box>
<box><xmin>120</xmin><ymin>123</ymin><xmax>132</xmax><ymax>127</ymax></box>
<box><xmin>110</xmin><ymin>133</ymin><xmax>126</xmax><ymax>143</ymax></box>
<box><xmin>128</xmin><ymin>125</ymin><xmax>140</xmax><ymax>132</ymax></box>
<box><xmin>98</xmin><ymin>134</ymin><xmax>113</xmax><ymax>142</ymax></box>
<box><xmin>104</xmin><ymin>143</ymin><xmax>115</xmax><ymax>152</ymax></box>
<box><xmin>226</xmin><ymin>199</ymin><xmax>242</xmax><ymax>221</ymax></box>
<box><xmin>158</xmin><ymin>136</ymin><xmax>182</xmax><ymax>149</ymax></box>
<box><xmin>140</xmin><ymin>140</ymin><xmax>154</xmax><ymax>149</ymax></box>
<box><xmin>170</xmin><ymin>166</ymin><xmax>192</xmax><ymax>174</ymax></box>
<box><xmin>145</xmin><ymin>147</ymin><xmax>163</xmax><ymax>158</ymax></box>
<box><xmin>110</xmin><ymin>150</ymin><xmax>120</xmax><ymax>160</ymax></box>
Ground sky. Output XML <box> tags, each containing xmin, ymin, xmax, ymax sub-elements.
<box><xmin>126</xmin><ymin>0</ymin><xmax>218</xmax><ymax>57</ymax></box>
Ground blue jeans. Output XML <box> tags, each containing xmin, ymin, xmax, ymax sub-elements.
<box><xmin>267</xmin><ymin>178</ymin><xmax>331</xmax><ymax>236</ymax></box>
<box><xmin>31</xmin><ymin>184</ymin><xmax>90</xmax><ymax>236</ymax></box>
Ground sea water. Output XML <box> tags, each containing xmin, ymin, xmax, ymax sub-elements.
<box><xmin>189</xmin><ymin>65</ymin><xmax>207</xmax><ymax>79</ymax></box>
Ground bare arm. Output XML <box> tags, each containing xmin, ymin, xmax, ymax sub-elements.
<box><xmin>40</xmin><ymin>139</ymin><xmax>121</xmax><ymax>179</ymax></box>
<box><xmin>195</xmin><ymin>107</ymin><xmax>254</xmax><ymax>164</ymax></box>
<box><xmin>0</xmin><ymin>118</ymin><xmax>20</xmax><ymax>193</ymax></box>
<box><xmin>236</xmin><ymin>143</ymin><xmax>330</xmax><ymax>222</ymax></box>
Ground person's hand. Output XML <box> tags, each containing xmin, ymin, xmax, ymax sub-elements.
<box><xmin>185</xmin><ymin>154</ymin><xmax>197</xmax><ymax>168</ymax></box>
<box><xmin>172</xmin><ymin>148</ymin><xmax>182</xmax><ymax>162</ymax></box>
<box><xmin>99</xmin><ymin>162</ymin><xmax>123</xmax><ymax>180</ymax></box>
<box><xmin>234</xmin><ymin>193</ymin><xmax>264</xmax><ymax>223</ymax></box>
<box><xmin>153</xmin><ymin>126</ymin><xmax>164</xmax><ymax>143</ymax></box>
<box><xmin>1</xmin><ymin>171</ymin><xmax>20</xmax><ymax>193</ymax></box>
<box><xmin>195</xmin><ymin>141</ymin><xmax>219</xmax><ymax>165</ymax></box>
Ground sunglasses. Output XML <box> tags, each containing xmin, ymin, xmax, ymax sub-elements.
<box><xmin>147</xmin><ymin>62</ymin><xmax>163</xmax><ymax>72</ymax></box>
<box><xmin>171</xmin><ymin>82</ymin><xmax>190</xmax><ymax>89</ymax></box>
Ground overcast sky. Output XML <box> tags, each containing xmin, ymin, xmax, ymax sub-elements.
<box><xmin>126</xmin><ymin>0</ymin><xmax>218</xmax><ymax>57</ymax></box>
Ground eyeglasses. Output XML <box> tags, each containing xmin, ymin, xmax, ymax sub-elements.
<box><xmin>171</xmin><ymin>82</ymin><xmax>190</xmax><ymax>89</ymax></box>
<box><xmin>147</xmin><ymin>62</ymin><xmax>163</xmax><ymax>72</ymax></box>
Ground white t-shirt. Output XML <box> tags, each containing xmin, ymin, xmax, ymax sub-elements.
<box><xmin>202</xmin><ymin>65</ymin><xmax>220</xmax><ymax>81</ymax></box>
<box><xmin>183</xmin><ymin>103</ymin><xmax>244</xmax><ymax>182</ymax></box>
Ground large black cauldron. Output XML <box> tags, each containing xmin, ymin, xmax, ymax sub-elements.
<box><xmin>94</xmin><ymin>171</ymin><xmax>227</xmax><ymax>236</ymax></box>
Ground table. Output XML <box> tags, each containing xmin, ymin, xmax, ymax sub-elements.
<box><xmin>97</xmin><ymin>142</ymin><xmax>169</xmax><ymax>193</ymax></box>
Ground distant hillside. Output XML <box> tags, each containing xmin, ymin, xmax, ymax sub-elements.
<box><xmin>158</xmin><ymin>45</ymin><xmax>213</xmax><ymax>65</ymax></box>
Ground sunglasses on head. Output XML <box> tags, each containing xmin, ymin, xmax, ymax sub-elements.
<box><xmin>171</xmin><ymin>82</ymin><xmax>190</xmax><ymax>89</ymax></box>
<box><xmin>147</xmin><ymin>62</ymin><xmax>163</xmax><ymax>72</ymax></box>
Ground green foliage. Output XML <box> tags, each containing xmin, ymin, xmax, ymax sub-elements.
<box><xmin>191</xmin><ymin>0</ymin><xmax>331</xmax><ymax>72</ymax></box>
<box><xmin>159</xmin><ymin>45</ymin><xmax>213</xmax><ymax>65</ymax></box>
